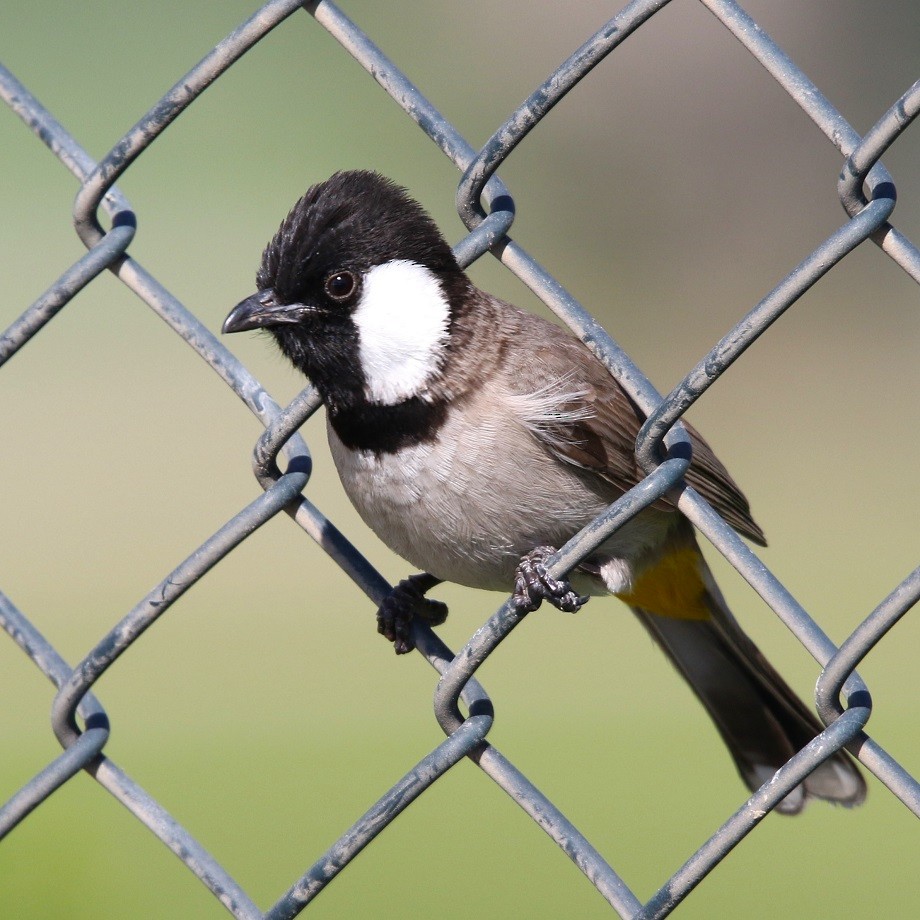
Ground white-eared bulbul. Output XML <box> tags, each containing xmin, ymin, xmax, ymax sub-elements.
<box><xmin>223</xmin><ymin>170</ymin><xmax>865</xmax><ymax>813</ymax></box>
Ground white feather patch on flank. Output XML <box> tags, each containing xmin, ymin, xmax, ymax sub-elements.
<box><xmin>352</xmin><ymin>260</ymin><xmax>450</xmax><ymax>405</ymax></box>
<box><xmin>507</xmin><ymin>374</ymin><xmax>594</xmax><ymax>451</ymax></box>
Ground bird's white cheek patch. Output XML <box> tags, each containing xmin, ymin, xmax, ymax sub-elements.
<box><xmin>352</xmin><ymin>260</ymin><xmax>450</xmax><ymax>405</ymax></box>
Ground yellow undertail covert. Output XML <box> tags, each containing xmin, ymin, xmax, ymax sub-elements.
<box><xmin>615</xmin><ymin>546</ymin><xmax>710</xmax><ymax>621</ymax></box>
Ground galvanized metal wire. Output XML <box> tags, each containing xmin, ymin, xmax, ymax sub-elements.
<box><xmin>1</xmin><ymin>1</ymin><xmax>918</xmax><ymax>917</ymax></box>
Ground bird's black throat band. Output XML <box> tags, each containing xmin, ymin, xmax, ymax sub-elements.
<box><xmin>328</xmin><ymin>397</ymin><xmax>449</xmax><ymax>453</ymax></box>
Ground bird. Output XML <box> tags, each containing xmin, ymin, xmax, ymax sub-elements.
<box><xmin>223</xmin><ymin>169</ymin><xmax>866</xmax><ymax>814</ymax></box>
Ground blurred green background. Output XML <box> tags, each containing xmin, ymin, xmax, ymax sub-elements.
<box><xmin>1</xmin><ymin>1</ymin><xmax>918</xmax><ymax>917</ymax></box>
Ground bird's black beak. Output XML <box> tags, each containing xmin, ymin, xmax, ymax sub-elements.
<box><xmin>222</xmin><ymin>289</ymin><xmax>314</xmax><ymax>334</ymax></box>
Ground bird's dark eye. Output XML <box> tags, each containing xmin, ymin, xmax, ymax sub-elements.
<box><xmin>324</xmin><ymin>270</ymin><xmax>358</xmax><ymax>302</ymax></box>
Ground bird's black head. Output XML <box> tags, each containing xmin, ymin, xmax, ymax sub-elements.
<box><xmin>223</xmin><ymin>171</ymin><xmax>470</xmax><ymax>417</ymax></box>
<box><xmin>257</xmin><ymin>170</ymin><xmax>462</xmax><ymax>305</ymax></box>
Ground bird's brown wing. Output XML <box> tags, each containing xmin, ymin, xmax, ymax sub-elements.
<box><xmin>507</xmin><ymin>311</ymin><xmax>766</xmax><ymax>546</ymax></box>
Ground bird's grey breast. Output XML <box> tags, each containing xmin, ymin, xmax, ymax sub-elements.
<box><xmin>326</xmin><ymin>381</ymin><xmax>612</xmax><ymax>590</ymax></box>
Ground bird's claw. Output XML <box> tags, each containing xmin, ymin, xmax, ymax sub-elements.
<box><xmin>377</xmin><ymin>573</ymin><xmax>448</xmax><ymax>655</ymax></box>
<box><xmin>512</xmin><ymin>545</ymin><xmax>589</xmax><ymax>614</ymax></box>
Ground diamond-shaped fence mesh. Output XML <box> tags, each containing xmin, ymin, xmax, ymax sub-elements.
<box><xmin>1</xmin><ymin>1</ymin><xmax>918</xmax><ymax>917</ymax></box>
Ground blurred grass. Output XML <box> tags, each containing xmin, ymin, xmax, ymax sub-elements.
<box><xmin>1</xmin><ymin>0</ymin><xmax>919</xmax><ymax>917</ymax></box>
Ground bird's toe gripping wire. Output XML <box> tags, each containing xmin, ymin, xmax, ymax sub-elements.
<box><xmin>377</xmin><ymin>572</ymin><xmax>448</xmax><ymax>654</ymax></box>
<box><xmin>512</xmin><ymin>545</ymin><xmax>589</xmax><ymax>614</ymax></box>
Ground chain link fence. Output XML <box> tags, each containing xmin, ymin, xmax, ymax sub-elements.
<box><xmin>2</xmin><ymin>1</ymin><xmax>918</xmax><ymax>916</ymax></box>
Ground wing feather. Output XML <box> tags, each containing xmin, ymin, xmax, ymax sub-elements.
<box><xmin>499</xmin><ymin>306</ymin><xmax>766</xmax><ymax>546</ymax></box>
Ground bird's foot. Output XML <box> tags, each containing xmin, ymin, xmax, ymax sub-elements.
<box><xmin>512</xmin><ymin>546</ymin><xmax>589</xmax><ymax>614</ymax></box>
<box><xmin>377</xmin><ymin>572</ymin><xmax>448</xmax><ymax>655</ymax></box>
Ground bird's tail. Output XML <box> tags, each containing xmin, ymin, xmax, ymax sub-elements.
<box><xmin>624</xmin><ymin>541</ymin><xmax>866</xmax><ymax>814</ymax></box>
